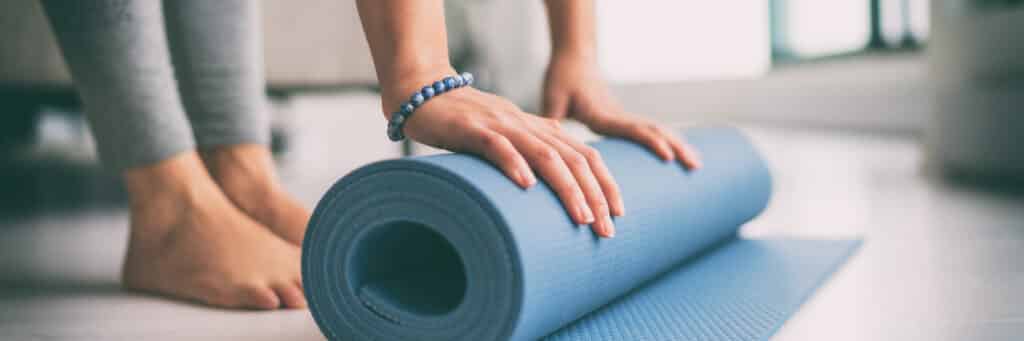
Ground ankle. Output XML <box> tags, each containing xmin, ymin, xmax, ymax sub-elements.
<box><xmin>201</xmin><ymin>144</ymin><xmax>276</xmax><ymax>182</ymax></box>
<box><xmin>123</xmin><ymin>152</ymin><xmax>220</xmax><ymax>228</ymax></box>
<box><xmin>201</xmin><ymin>144</ymin><xmax>281</xmax><ymax>200</ymax></box>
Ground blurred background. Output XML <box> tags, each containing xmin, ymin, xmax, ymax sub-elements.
<box><xmin>1</xmin><ymin>1</ymin><xmax>1023</xmax><ymax>340</ymax></box>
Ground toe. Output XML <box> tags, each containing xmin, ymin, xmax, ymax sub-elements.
<box><xmin>240</xmin><ymin>285</ymin><xmax>281</xmax><ymax>310</ymax></box>
<box><xmin>274</xmin><ymin>282</ymin><xmax>308</xmax><ymax>309</ymax></box>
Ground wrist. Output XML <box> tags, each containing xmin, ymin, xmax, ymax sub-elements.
<box><xmin>548</xmin><ymin>51</ymin><xmax>599</xmax><ymax>78</ymax></box>
<box><xmin>381</xmin><ymin>68</ymin><xmax>475</xmax><ymax>141</ymax></box>
<box><xmin>551</xmin><ymin>46</ymin><xmax>597</xmax><ymax>64</ymax></box>
<box><xmin>379</xmin><ymin>64</ymin><xmax>458</xmax><ymax>118</ymax></box>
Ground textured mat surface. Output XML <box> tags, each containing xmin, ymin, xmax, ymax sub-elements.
<box><xmin>544</xmin><ymin>238</ymin><xmax>860</xmax><ymax>341</ymax></box>
<box><xmin>302</xmin><ymin>127</ymin><xmax>859</xmax><ymax>340</ymax></box>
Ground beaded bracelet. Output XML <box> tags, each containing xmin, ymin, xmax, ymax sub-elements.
<box><xmin>387</xmin><ymin>72</ymin><xmax>475</xmax><ymax>141</ymax></box>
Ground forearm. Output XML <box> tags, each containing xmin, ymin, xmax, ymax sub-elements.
<box><xmin>355</xmin><ymin>0</ymin><xmax>456</xmax><ymax>116</ymax></box>
<box><xmin>543</xmin><ymin>0</ymin><xmax>597</xmax><ymax>60</ymax></box>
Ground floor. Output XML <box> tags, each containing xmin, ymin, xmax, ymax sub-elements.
<box><xmin>1</xmin><ymin>91</ymin><xmax>1023</xmax><ymax>340</ymax></box>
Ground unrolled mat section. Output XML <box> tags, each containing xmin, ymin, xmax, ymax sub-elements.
<box><xmin>302</xmin><ymin>126</ymin><xmax>860</xmax><ymax>340</ymax></box>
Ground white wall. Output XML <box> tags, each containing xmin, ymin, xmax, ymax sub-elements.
<box><xmin>467</xmin><ymin>1</ymin><xmax>773</xmax><ymax>110</ymax></box>
<box><xmin>781</xmin><ymin>0</ymin><xmax>870</xmax><ymax>57</ymax></box>
<box><xmin>596</xmin><ymin>2</ymin><xmax>771</xmax><ymax>83</ymax></box>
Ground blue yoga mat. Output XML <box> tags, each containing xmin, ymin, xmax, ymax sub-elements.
<box><xmin>302</xmin><ymin>126</ymin><xmax>859</xmax><ymax>340</ymax></box>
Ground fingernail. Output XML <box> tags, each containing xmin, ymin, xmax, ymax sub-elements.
<box><xmin>513</xmin><ymin>170</ymin><xmax>526</xmax><ymax>187</ymax></box>
<box><xmin>579</xmin><ymin>204</ymin><xmax>595</xmax><ymax>224</ymax></box>
<box><xmin>686</xmin><ymin>146</ymin><xmax>703</xmax><ymax>169</ymax></box>
<box><xmin>515</xmin><ymin>170</ymin><xmax>535</xmax><ymax>188</ymax></box>
<box><xmin>614</xmin><ymin>198</ymin><xmax>626</xmax><ymax>216</ymax></box>
<box><xmin>602</xmin><ymin>216</ymin><xmax>616</xmax><ymax>238</ymax></box>
<box><xmin>525</xmin><ymin>171</ymin><xmax>537</xmax><ymax>186</ymax></box>
<box><xmin>686</xmin><ymin>157</ymin><xmax>703</xmax><ymax>170</ymax></box>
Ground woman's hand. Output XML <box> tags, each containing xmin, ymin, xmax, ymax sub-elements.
<box><xmin>542</xmin><ymin>54</ymin><xmax>702</xmax><ymax>169</ymax></box>
<box><xmin>382</xmin><ymin>71</ymin><xmax>623</xmax><ymax>238</ymax></box>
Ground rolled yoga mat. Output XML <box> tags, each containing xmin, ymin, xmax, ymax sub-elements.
<box><xmin>302</xmin><ymin>126</ymin><xmax>860</xmax><ymax>340</ymax></box>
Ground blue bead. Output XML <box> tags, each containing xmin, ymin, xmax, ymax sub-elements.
<box><xmin>454</xmin><ymin>75</ymin><xmax>465</xmax><ymax>87</ymax></box>
<box><xmin>420</xmin><ymin>86</ymin><xmax>435</xmax><ymax>99</ymax></box>
<box><xmin>390</xmin><ymin>112</ymin><xmax>405</xmax><ymax>125</ymax></box>
<box><xmin>443</xmin><ymin>76</ymin><xmax>457</xmax><ymax>89</ymax></box>
<box><xmin>432</xmin><ymin>80</ymin><xmax>446</xmax><ymax>93</ymax></box>
<box><xmin>400</xmin><ymin>103</ymin><xmax>414</xmax><ymax>115</ymax></box>
<box><xmin>387</xmin><ymin>124</ymin><xmax>403</xmax><ymax>141</ymax></box>
<box><xmin>410</xmin><ymin>92</ymin><xmax>425</xmax><ymax>107</ymax></box>
<box><xmin>460</xmin><ymin>72</ymin><xmax>474</xmax><ymax>85</ymax></box>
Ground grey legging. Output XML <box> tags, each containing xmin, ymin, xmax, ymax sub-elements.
<box><xmin>40</xmin><ymin>0</ymin><xmax>269</xmax><ymax>170</ymax></box>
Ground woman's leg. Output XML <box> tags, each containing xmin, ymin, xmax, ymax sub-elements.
<box><xmin>41</xmin><ymin>0</ymin><xmax>193</xmax><ymax>168</ymax></box>
<box><xmin>40</xmin><ymin>0</ymin><xmax>305</xmax><ymax>309</ymax></box>
<box><xmin>163</xmin><ymin>0</ymin><xmax>310</xmax><ymax>246</ymax></box>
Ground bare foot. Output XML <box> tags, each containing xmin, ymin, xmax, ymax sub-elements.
<box><xmin>121</xmin><ymin>152</ymin><xmax>307</xmax><ymax>309</ymax></box>
<box><xmin>199</xmin><ymin>144</ymin><xmax>310</xmax><ymax>246</ymax></box>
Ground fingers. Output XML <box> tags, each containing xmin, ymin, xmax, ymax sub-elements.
<box><xmin>595</xmin><ymin>118</ymin><xmax>703</xmax><ymax>169</ymax></box>
<box><xmin>655</xmin><ymin>126</ymin><xmax>703</xmax><ymax>170</ymax></box>
<box><xmin>535</xmin><ymin>132</ymin><xmax>616</xmax><ymax>238</ymax></box>
<box><xmin>457</xmin><ymin>128</ymin><xmax>537</xmax><ymax>188</ymax></box>
<box><xmin>404</xmin><ymin>89</ymin><xmax>624</xmax><ymax>238</ymax></box>
<box><xmin>625</xmin><ymin>124</ymin><xmax>675</xmax><ymax>161</ymax></box>
<box><xmin>550</xmin><ymin>130</ymin><xmax>625</xmax><ymax>217</ymax></box>
<box><xmin>498</xmin><ymin>127</ymin><xmax>596</xmax><ymax>227</ymax></box>
<box><xmin>467</xmin><ymin>117</ymin><xmax>620</xmax><ymax>238</ymax></box>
